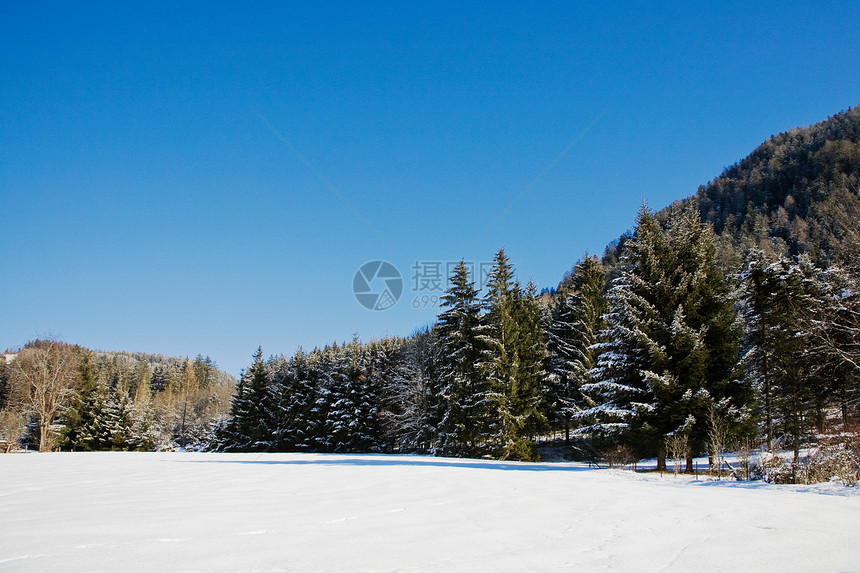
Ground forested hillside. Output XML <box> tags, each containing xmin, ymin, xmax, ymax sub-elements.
<box><xmin>4</xmin><ymin>107</ymin><xmax>859</xmax><ymax>486</ymax></box>
<box><xmin>601</xmin><ymin>107</ymin><xmax>860</xmax><ymax>274</ymax></box>
<box><xmin>210</xmin><ymin>106</ymin><xmax>860</xmax><ymax>484</ymax></box>
<box><xmin>696</xmin><ymin>106</ymin><xmax>860</xmax><ymax>269</ymax></box>
<box><xmin>0</xmin><ymin>340</ymin><xmax>235</xmax><ymax>451</ymax></box>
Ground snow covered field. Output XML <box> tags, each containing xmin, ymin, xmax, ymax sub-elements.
<box><xmin>2</xmin><ymin>452</ymin><xmax>859</xmax><ymax>572</ymax></box>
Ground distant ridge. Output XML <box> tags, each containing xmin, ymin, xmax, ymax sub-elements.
<box><xmin>602</xmin><ymin>105</ymin><xmax>860</xmax><ymax>275</ymax></box>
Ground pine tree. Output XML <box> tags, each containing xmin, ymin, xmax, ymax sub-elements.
<box><xmin>60</xmin><ymin>351</ymin><xmax>112</xmax><ymax>451</ymax></box>
<box><xmin>324</xmin><ymin>337</ymin><xmax>383</xmax><ymax>453</ymax></box>
<box><xmin>503</xmin><ymin>281</ymin><xmax>549</xmax><ymax>460</ymax></box>
<box><xmin>435</xmin><ymin>261</ymin><xmax>487</xmax><ymax>457</ymax></box>
<box><xmin>582</xmin><ymin>204</ymin><xmax>750</xmax><ymax>470</ymax></box>
<box><xmin>306</xmin><ymin>347</ymin><xmax>336</xmax><ymax>452</ymax></box>
<box><xmin>741</xmin><ymin>253</ymin><xmax>822</xmax><ymax>463</ymax></box>
<box><xmin>270</xmin><ymin>351</ymin><xmax>311</xmax><ymax>451</ymax></box>
<box><xmin>193</xmin><ymin>355</ymin><xmax>213</xmax><ymax>390</ymax></box>
<box><xmin>103</xmin><ymin>390</ymin><xmax>151</xmax><ymax>451</ymax></box>
<box><xmin>545</xmin><ymin>255</ymin><xmax>608</xmax><ymax>443</ymax></box>
<box><xmin>214</xmin><ymin>347</ymin><xmax>274</xmax><ymax>452</ymax></box>
<box><xmin>804</xmin><ymin>264</ymin><xmax>860</xmax><ymax>429</ymax></box>
<box><xmin>380</xmin><ymin>331</ymin><xmax>441</xmax><ymax>454</ymax></box>
<box><xmin>480</xmin><ymin>248</ymin><xmax>519</xmax><ymax>456</ymax></box>
<box><xmin>352</xmin><ymin>340</ymin><xmax>390</xmax><ymax>452</ymax></box>
<box><xmin>479</xmin><ymin>249</ymin><xmax>548</xmax><ymax>460</ymax></box>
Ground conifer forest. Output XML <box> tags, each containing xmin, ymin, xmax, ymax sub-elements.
<box><xmin>3</xmin><ymin>107</ymin><xmax>860</xmax><ymax>485</ymax></box>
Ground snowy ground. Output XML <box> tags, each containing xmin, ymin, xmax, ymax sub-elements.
<box><xmin>2</xmin><ymin>452</ymin><xmax>859</xmax><ymax>572</ymax></box>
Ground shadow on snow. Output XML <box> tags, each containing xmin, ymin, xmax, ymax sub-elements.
<box><xmin>178</xmin><ymin>453</ymin><xmax>598</xmax><ymax>473</ymax></box>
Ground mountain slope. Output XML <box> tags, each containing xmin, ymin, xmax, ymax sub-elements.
<box><xmin>691</xmin><ymin>105</ymin><xmax>860</xmax><ymax>269</ymax></box>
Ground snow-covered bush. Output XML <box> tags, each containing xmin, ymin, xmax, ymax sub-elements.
<box><xmin>750</xmin><ymin>437</ymin><xmax>859</xmax><ymax>485</ymax></box>
<box><xmin>804</xmin><ymin>438</ymin><xmax>860</xmax><ymax>486</ymax></box>
<box><xmin>751</xmin><ymin>452</ymin><xmax>796</xmax><ymax>484</ymax></box>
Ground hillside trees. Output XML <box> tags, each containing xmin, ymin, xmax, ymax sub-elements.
<box><xmin>692</xmin><ymin>106</ymin><xmax>860</xmax><ymax>270</ymax></box>
<box><xmin>0</xmin><ymin>340</ymin><xmax>234</xmax><ymax>452</ymax></box>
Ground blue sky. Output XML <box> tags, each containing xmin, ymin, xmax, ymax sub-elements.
<box><xmin>3</xmin><ymin>1</ymin><xmax>859</xmax><ymax>377</ymax></box>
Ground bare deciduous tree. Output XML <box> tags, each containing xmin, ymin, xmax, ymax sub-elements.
<box><xmin>667</xmin><ymin>433</ymin><xmax>689</xmax><ymax>476</ymax></box>
<box><xmin>734</xmin><ymin>437</ymin><xmax>754</xmax><ymax>481</ymax></box>
<box><xmin>708</xmin><ymin>406</ymin><xmax>729</xmax><ymax>478</ymax></box>
<box><xmin>10</xmin><ymin>341</ymin><xmax>79</xmax><ymax>452</ymax></box>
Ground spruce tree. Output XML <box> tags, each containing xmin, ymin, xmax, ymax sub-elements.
<box><xmin>215</xmin><ymin>347</ymin><xmax>274</xmax><ymax>452</ymax></box>
<box><xmin>799</xmin><ymin>264</ymin><xmax>860</xmax><ymax>429</ymax></box>
<box><xmin>436</xmin><ymin>260</ymin><xmax>486</xmax><ymax>457</ymax></box>
<box><xmin>270</xmin><ymin>351</ymin><xmax>313</xmax><ymax>451</ymax></box>
<box><xmin>546</xmin><ymin>255</ymin><xmax>608</xmax><ymax>443</ymax></box>
<box><xmin>582</xmin><ymin>204</ymin><xmax>750</xmax><ymax>470</ymax></box>
<box><xmin>381</xmin><ymin>331</ymin><xmax>441</xmax><ymax>454</ymax></box>
<box><xmin>60</xmin><ymin>351</ymin><xmax>112</xmax><ymax>451</ymax></box>
<box><xmin>480</xmin><ymin>249</ymin><xmax>548</xmax><ymax>460</ymax></box>
<box><xmin>503</xmin><ymin>281</ymin><xmax>549</xmax><ymax>459</ymax></box>
<box><xmin>104</xmin><ymin>391</ymin><xmax>151</xmax><ymax>451</ymax></box>
<box><xmin>353</xmin><ymin>340</ymin><xmax>390</xmax><ymax>452</ymax></box>
<box><xmin>741</xmin><ymin>253</ymin><xmax>822</xmax><ymax>463</ymax></box>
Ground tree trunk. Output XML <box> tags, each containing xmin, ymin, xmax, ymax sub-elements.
<box><xmin>39</xmin><ymin>417</ymin><xmax>52</xmax><ymax>452</ymax></box>
<box><xmin>841</xmin><ymin>388</ymin><xmax>851</xmax><ymax>431</ymax></box>
<box><xmin>792</xmin><ymin>432</ymin><xmax>801</xmax><ymax>484</ymax></box>
<box><xmin>764</xmin><ymin>359</ymin><xmax>773</xmax><ymax>451</ymax></box>
<box><xmin>657</xmin><ymin>444</ymin><xmax>667</xmax><ymax>472</ymax></box>
<box><xmin>685</xmin><ymin>452</ymin><xmax>694</xmax><ymax>474</ymax></box>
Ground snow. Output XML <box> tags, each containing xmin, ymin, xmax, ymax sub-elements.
<box><xmin>2</xmin><ymin>452</ymin><xmax>859</xmax><ymax>572</ymax></box>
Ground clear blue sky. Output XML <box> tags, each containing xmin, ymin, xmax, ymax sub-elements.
<box><xmin>3</xmin><ymin>1</ymin><xmax>859</xmax><ymax>377</ymax></box>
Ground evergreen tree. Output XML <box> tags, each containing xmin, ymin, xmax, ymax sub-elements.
<box><xmin>582</xmin><ymin>204</ymin><xmax>750</xmax><ymax>470</ymax></box>
<box><xmin>103</xmin><ymin>390</ymin><xmax>152</xmax><ymax>451</ymax></box>
<box><xmin>809</xmin><ymin>265</ymin><xmax>860</xmax><ymax>427</ymax></box>
<box><xmin>60</xmin><ymin>351</ymin><xmax>112</xmax><ymax>451</ymax></box>
<box><xmin>270</xmin><ymin>351</ymin><xmax>313</xmax><ymax>451</ymax></box>
<box><xmin>380</xmin><ymin>331</ymin><xmax>441</xmax><ymax>454</ymax></box>
<box><xmin>352</xmin><ymin>340</ymin><xmax>390</xmax><ymax>452</ymax></box>
<box><xmin>435</xmin><ymin>261</ymin><xmax>487</xmax><ymax>457</ymax></box>
<box><xmin>0</xmin><ymin>360</ymin><xmax>11</xmax><ymax>411</ymax></box>
<box><xmin>215</xmin><ymin>347</ymin><xmax>274</xmax><ymax>452</ymax></box>
<box><xmin>193</xmin><ymin>354</ymin><xmax>214</xmax><ymax>390</ymax></box>
<box><xmin>741</xmin><ymin>253</ymin><xmax>823</xmax><ymax>462</ymax></box>
<box><xmin>545</xmin><ymin>255</ymin><xmax>608</xmax><ymax>443</ymax></box>
<box><xmin>503</xmin><ymin>281</ymin><xmax>549</xmax><ymax>459</ymax></box>
<box><xmin>479</xmin><ymin>249</ymin><xmax>548</xmax><ymax>460</ymax></box>
<box><xmin>325</xmin><ymin>337</ymin><xmax>383</xmax><ymax>453</ymax></box>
